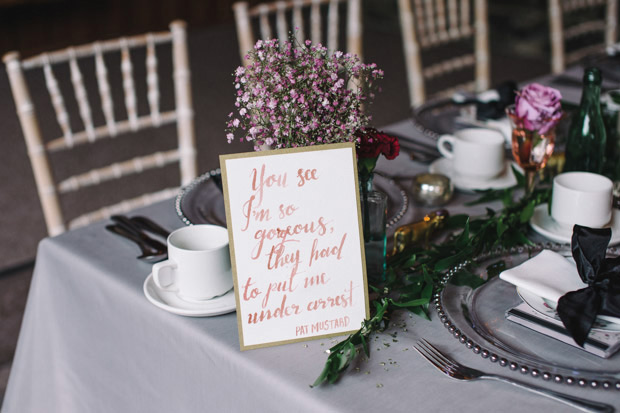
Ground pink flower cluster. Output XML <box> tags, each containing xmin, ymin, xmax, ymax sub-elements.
<box><xmin>514</xmin><ymin>83</ymin><xmax>563</xmax><ymax>135</ymax></box>
<box><xmin>226</xmin><ymin>38</ymin><xmax>384</xmax><ymax>150</ymax></box>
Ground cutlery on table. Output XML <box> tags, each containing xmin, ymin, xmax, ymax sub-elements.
<box><xmin>105</xmin><ymin>224</ymin><xmax>167</xmax><ymax>263</ymax></box>
<box><xmin>111</xmin><ymin>215</ymin><xmax>167</xmax><ymax>251</ymax></box>
<box><xmin>414</xmin><ymin>339</ymin><xmax>614</xmax><ymax>413</ymax></box>
<box><xmin>129</xmin><ymin>215</ymin><xmax>170</xmax><ymax>239</ymax></box>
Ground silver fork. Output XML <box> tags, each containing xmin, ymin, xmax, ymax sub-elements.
<box><xmin>414</xmin><ymin>339</ymin><xmax>614</xmax><ymax>413</ymax></box>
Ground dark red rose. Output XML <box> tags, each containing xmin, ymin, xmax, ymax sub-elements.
<box><xmin>376</xmin><ymin>133</ymin><xmax>400</xmax><ymax>160</ymax></box>
<box><xmin>355</xmin><ymin>128</ymin><xmax>400</xmax><ymax>160</ymax></box>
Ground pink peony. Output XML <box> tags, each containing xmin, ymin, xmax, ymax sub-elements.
<box><xmin>515</xmin><ymin>83</ymin><xmax>563</xmax><ymax>135</ymax></box>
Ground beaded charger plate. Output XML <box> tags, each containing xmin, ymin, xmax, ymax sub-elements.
<box><xmin>175</xmin><ymin>169</ymin><xmax>409</xmax><ymax>229</ymax></box>
<box><xmin>436</xmin><ymin>243</ymin><xmax>620</xmax><ymax>391</ymax></box>
<box><xmin>410</xmin><ymin>99</ymin><xmax>476</xmax><ymax>141</ymax></box>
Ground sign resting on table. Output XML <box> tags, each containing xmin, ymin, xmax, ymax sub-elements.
<box><xmin>220</xmin><ymin>143</ymin><xmax>370</xmax><ymax>350</ymax></box>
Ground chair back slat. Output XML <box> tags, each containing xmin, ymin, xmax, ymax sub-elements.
<box><xmin>474</xmin><ymin>0</ymin><xmax>489</xmax><ymax>91</ymax></box>
<box><xmin>423</xmin><ymin>0</ymin><xmax>438</xmax><ymax>45</ymax></box>
<box><xmin>564</xmin><ymin>0</ymin><xmax>606</xmax><ymax>11</ymax></box>
<box><xmin>94</xmin><ymin>43</ymin><xmax>118</xmax><ymax>136</ymax></box>
<box><xmin>21</xmin><ymin>32</ymin><xmax>173</xmax><ymax>69</ymax></box>
<box><xmin>435</xmin><ymin>0</ymin><xmax>449</xmax><ymax>42</ymax></box>
<box><xmin>422</xmin><ymin>54</ymin><xmax>476</xmax><ymax>79</ymax></box>
<box><xmin>120</xmin><ymin>39</ymin><xmax>139</xmax><ymax>131</ymax></box>
<box><xmin>311</xmin><ymin>0</ymin><xmax>322</xmax><ymax>45</ymax></box>
<box><xmin>233</xmin><ymin>0</ymin><xmax>361</xmax><ymax>66</ymax></box>
<box><xmin>42</xmin><ymin>56</ymin><xmax>74</xmax><ymax>147</ymax></box>
<box><xmin>146</xmin><ymin>35</ymin><xmax>161</xmax><ymax>127</ymax></box>
<box><xmin>327</xmin><ymin>0</ymin><xmax>339</xmax><ymax>52</ymax></box>
<box><xmin>459</xmin><ymin>0</ymin><xmax>471</xmax><ymax>36</ymax></box>
<box><xmin>275</xmin><ymin>2</ymin><xmax>289</xmax><ymax>45</ymax></box>
<box><xmin>607</xmin><ymin>0</ymin><xmax>618</xmax><ymax>45</ymax></box>
<box><xmin>292</xmin><ymin>0</ymin><xmax>305</xmax><ymax>44</ymax></box>
<box><xmin>170</xmin><ymin>21</ymin><xmax>196</xmax><ymax>186</ymax></box>
<box><xmin>398</xmin><ymin>0</ymin><xmax>489</xmax><ymax>107</ymax></box>
<box><xmin>3</xmin><ymin>20</ymin><xmax>196</xmax><ymax>236</ymax></box>
<box><xmin>447</xmin><ymin>0</ymin><xmax>459</xmax><ymax>38</ymax></box>
<box><xmin>258</xmin><ymin>5</ymin><xmax>273</xmax><ymax>41</ymax></box>
<box><xmin>46</xmin><ymin>111</ymin><xmax>177</xmax><ymax>151</ymax></box>
<box><xmin>68</xmin><ymin>49</ymin><xmax>96</xmax><ymax>142</ymax></box>
<box><xmin>549</xmin><ymin>0</ymin><xmax>617</xmax><ymax>73</ymax></box>
<box><xmin>58</xmin><ymin>149</ymin><xmax>180</xmax><ymax>193</ymax></box>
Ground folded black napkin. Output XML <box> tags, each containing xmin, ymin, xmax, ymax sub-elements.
<box><xmin>557</xmin><ymin>225</ymin><xmax>620</xmax><ymax>346</ymax></box>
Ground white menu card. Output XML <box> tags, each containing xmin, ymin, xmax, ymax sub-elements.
<box><xmin>220</xmin><ymin>143</ymin><xmax>370</xmax><ymax>350</ymax></box>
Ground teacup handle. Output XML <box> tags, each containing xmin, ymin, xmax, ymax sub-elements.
<box><xmin>437</xmin><ymin>135</ymin><xmax>456</xmax><ymax>160</ymax></box>
<box><xmin>152</xmin><ymin>259</ymin><xmax>179</xmax><ymax>292</ymax></box>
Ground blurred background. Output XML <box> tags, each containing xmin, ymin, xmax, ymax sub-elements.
<box><xmin>0</xmin><ymin>0</ymin><xmax>555</xmax><ymax>401</ymax></box>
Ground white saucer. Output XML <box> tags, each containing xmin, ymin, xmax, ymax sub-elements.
<box><xmin>530</xmin><ymin>205</ymin><xmax>620</xmax><ymax>245</ymax></box>
<box><xmin>143</xmin><ymin>273</ymin><xmax>236</xmax><ymax>317</ymax></box>
<box><xmin>517</xmin><ymin>287</ymin><xmax>620</xmax><ymax>332</ymax></box>
<box><xmin>429</xmin><ymin>158</ymin><xmax>518</xmax><ymax>193</ymax></box>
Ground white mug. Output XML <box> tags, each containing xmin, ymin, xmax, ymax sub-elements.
<box><xmin>437</xmin><ymin>128</ymin><xmax>505</xmax><ymax>179</ymax></box>
<box><xmin>551</xmin><ymin>172</ymin><xmax>613</xmax><ymax>228</ymax></box>
<box><xmin>152</xmin><ymin>225</ymin><xmax>233</xmax><ymax>301</ymax></box>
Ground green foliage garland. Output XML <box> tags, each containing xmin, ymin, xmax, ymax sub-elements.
<box><xmin>312</xmin><ymin>169</ymin><xmax>551</xmax><ymax>386</ymax></box>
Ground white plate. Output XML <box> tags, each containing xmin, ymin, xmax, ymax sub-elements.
<box><xmin>517</xmin><ymin>287</ymin><xmax>620</xmax><ymax>332</ymax></box>
<box><xmin>429</xmin><ymin>158</ymin><xmax>518</xmax><ymax>193</ymax></box>
<box><xmin>530</xmin><ymin>204</ymin><xmax>620</xmax><ymax>245</ymax></box>
<box><xmin>143</xmin><ymin>273</ymin><xmax>236</xmax><ymax>317</ymax></box>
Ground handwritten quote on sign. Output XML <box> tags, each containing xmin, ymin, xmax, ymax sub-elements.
<box><xmin>220</xmin><ymin>143</ymin><xmax>369</xmax><ymax>350</ymax></box>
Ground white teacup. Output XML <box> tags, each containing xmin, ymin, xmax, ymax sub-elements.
<box><xmin>152</xmin><ymin>225</ymin><xmax>233</xmax><ymax>301</ymax></box>
<box><xmin>551</xmin><ymin>172</ymin><xmax>613</xmax><ymax>228</ymax></box>
<box><xmin>437</xmin><ymin>128</ymin><xmax>505</xmax><ymax>180</ymax></box>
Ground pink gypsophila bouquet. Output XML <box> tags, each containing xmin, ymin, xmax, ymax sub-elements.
<box><xmin>514</xmin><ymin>83</ymin><xmax>563</xmax><ymax>135</ymax></box>
<box><xmin>226</xmin><ymin>38</ymin><xmax>384</xmax><ymax>150</ymax></box>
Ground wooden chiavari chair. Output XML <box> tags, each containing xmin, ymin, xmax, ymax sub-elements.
<box><xmin>548</xmin><ymin>0</ymin><xmax>618</xmax><ymax>74</ymax></box>
<box><xmin>232</xmin><ymin>0</ymin><xmax>363</xmax><ymax>67</ymax></box>
<box><xmin>3</xmin><ymin>20</ymin><xmax>196</xmax><ymax>236</ymax></box>
<box><xmin>397</xmin><ymin>0</ymin><xmax>491</xmax><ymax>108</ymax></box>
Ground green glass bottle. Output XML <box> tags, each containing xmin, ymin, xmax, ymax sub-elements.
<box><xmin>564</xmin><ymin>67</ymin><xmax>607</xmax><ymax>174</ymax></box>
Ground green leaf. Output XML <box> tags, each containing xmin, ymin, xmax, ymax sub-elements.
<box><xmin>512</xmin><ymin>165</ymin><xmax>525</xmax><ymax>187</ymax></box>
<box><xmin>389</xmin><ymin>297</ymin><xmax>430</xmax><ymax>307</ymax></box>
<box><xmin>449</xmin><ymin>269</ymin><xmax>485</xmax><ymax>288</ymax></box>
<box><xmin>434</xmin><ymin>250</ymin><xmax>469</xmax><ymax>272</ymax></box>
<box><xmin>444</xmin><ymin>214</ymin><xmax>469</xmax><ymax>229</ymax></box>
<box><xmin>520</xmin><ymin>201</ymin><xmax>535</xmax><ymax>223</ymax></box>
<box><xmin>496</xmin><ymin>219</ymin><xmax>508</xmax><ymax>238</ymax></box>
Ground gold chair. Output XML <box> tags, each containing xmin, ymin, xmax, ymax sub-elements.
<box><xmin>232</xmin><ymin>0</ymin><xmax>363</xmax><ymax>67</ymax></box>
<box><xmin>3</xmin><ymin>20</ymin><xmax>197</xmax><ymax>236</ymax></box>
<box><xmin>397</xmin><ymin>0</ymin><xmax>491</xmax><ymax>108</ymax></box>
<box><xmin>548</xmin><ymin>0</ymin><xmax>618</xmax><ymax>74</ymax></box>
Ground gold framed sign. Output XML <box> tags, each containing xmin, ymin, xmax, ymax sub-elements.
<box><xmin>220</xmin><ymin>142</ymin><xmax>370</xmax><ymax>350</ymax></box>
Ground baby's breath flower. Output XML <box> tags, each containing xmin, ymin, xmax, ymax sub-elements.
<box><xmin>226</xmin><ymin>36</ymin><xmax>383</xmax><ymax>148</ymax></box>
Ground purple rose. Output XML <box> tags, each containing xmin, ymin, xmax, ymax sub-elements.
<box><xmin>515</xmin><ymin>83</ymin><xmax>563</xmax><ymax>134</ymax></box>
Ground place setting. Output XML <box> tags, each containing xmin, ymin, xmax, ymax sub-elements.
<box><xmin>143</xmin><ymin>224</ymin><xmax>237</xmax><ymax>317</ymax></box>
<box><xmin>429</xmin><ymin>127</ymin><xmax>520</xmax><ymax>193</ymax></box>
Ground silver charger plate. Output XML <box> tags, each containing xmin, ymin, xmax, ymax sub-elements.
<box><xmin>410</xmin><ymin>99</ymin><xmax>477</xmax><ymax>141</ymax></box>
<box><xmin>436</xmin><ymin>243</ymin><xmax>620</xmax><ymax>390</ymax></box>
<box><xmin>175</xmin><ymin>169</ymin><xmax>409</xmax><ymax>229</ymax></box>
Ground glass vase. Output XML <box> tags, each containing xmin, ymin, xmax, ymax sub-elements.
<box><xmin>360</xmin><ymin>190</ymin><xmax>387</xmax><ymax>284</ymax></box>
<box><xmin>506</xmin><ymin>105</ymin><xmax>556</xmax><ymax>195</ymax></box>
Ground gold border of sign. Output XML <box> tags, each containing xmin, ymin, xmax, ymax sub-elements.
<box><xmin>220</xmin><ymin>142</ymin><xmax>370</xmax><ymax>350</ymax></box>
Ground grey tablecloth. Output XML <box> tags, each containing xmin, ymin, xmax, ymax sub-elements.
<box><xmin>3</xmin><ymin>119</ymin><xmax>619</xmax><ymax>413</ymax></box>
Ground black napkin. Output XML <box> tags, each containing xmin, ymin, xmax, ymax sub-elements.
<box><xmin>556</xmin><ymin>225</ymin><xmax>620</xmax><ymax>346</ymax></box>
<box><xmin>476</xmin><ymin>81</ymin><xmax>518</xmax><ymax>120</ymax></box>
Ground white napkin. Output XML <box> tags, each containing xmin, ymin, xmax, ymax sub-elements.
<box><xmin>499</xmin><ymin>250</ymin><xmax>588</xmax><ymax>304</ymax></box>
